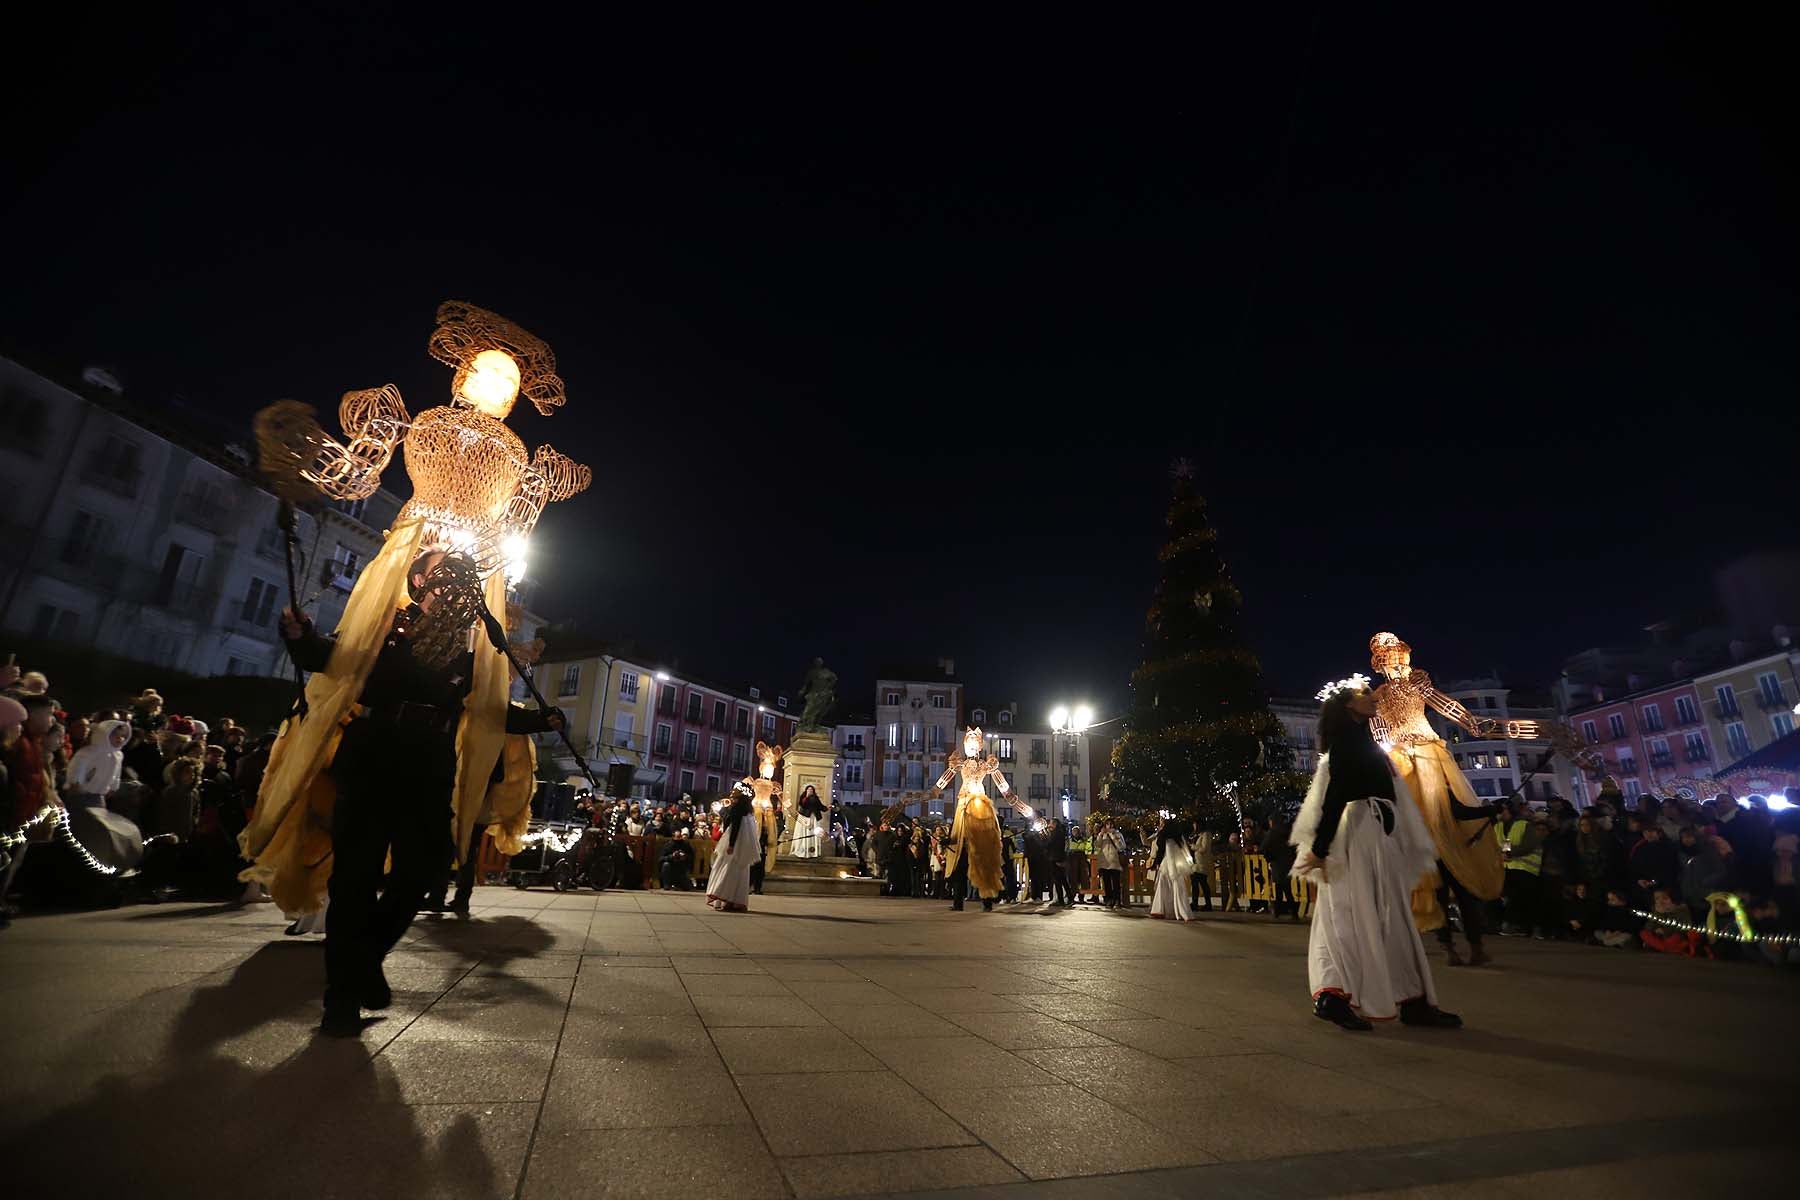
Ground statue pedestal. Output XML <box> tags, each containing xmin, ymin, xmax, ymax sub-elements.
<box><xmin>773</xmin><ymin>730</ymin><xmax>835</xmax><ymax>867</ymax></box>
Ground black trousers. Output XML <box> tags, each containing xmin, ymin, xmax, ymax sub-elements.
<box><xmin>325</xmin><ymin>720</ymin><xmax>455</xmax><ymax>1014</ymax></box>
<box><xmin>1050</xmin><ymin>860</ymin><xmax>1072</xmax><ymax>905</ymax></box>
<box><xmin>946</xmin><ymin>849</ymin><xmax>968</xmax><ymax>901</ymax></box>
<box><xmin>1100</xmin><ymin>868</ymin><xmax>1122</xmax><ymax>907</ymax></box>
<box><xmin>1436</xmin><ymin>858</ymin><xmax>1487</xmax><ymax>947</ymax></box>
<box><xmin>1190</xmin><ymin>871</ymin><xmax>1212</xmax><ymax>909</ymax></box>
<box><xmin>430</xmin><ymin>820</ymin><xmax>488</xmax><ymax>910</ymax></box>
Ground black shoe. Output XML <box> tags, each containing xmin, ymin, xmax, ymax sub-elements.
<box><xmin>363</xmin><ymin>965</ymin><xmax>392</xmax><ymax>1011</ymax></box>
<box><xmin>1399</xmin><ymin>998</ymin><xmax>1462</xmax><ymax>1028</ymax></box>
<box><xmin>1314</xmin><ymin>993</ymin><xmax>1372</xmax><ymax>1031</ymax></box>
<box><xmin>982</xmin><ymin>899</ymin><xmax>995</xmax><ymax>911</ymax></box>
<box><xmin>950</xmin><ymin>899</ymin><xmax>964</xmax><ymax>911</ymax></box>
<box><xmin>284</xmin><ymin>920</ymin><xmax>306</xmax><ymax>937</ymax></box>
<box><xmin>319</xmin><ymin>1009</ymin><xmax>366</xmax><ymax>1038</ymax></box>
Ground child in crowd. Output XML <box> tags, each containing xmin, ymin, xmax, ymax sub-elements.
<box><xmin>1594</xmin><ymin>889</ymin><xmax>1639</xmax><ymax>948</ymax></box>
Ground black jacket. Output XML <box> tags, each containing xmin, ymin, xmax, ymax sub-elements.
<box><xmin>285</xmin><ymin>612</ymin><xmax>554</xmax><ymax>737</ymax></box>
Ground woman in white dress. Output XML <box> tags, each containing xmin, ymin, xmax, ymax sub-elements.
<box><xmin>791</xmin><ymin>785</ymin><xmax>826</xmax><ymax>858</ymax></box>
<box><xmin>1291</xmin><ymin>677</ymin><xmax>1461</xmax><ymax>1031</ymax></box>
<box><xmin>707</xmin><ymin>784</ymin><xmax>759</xmax><ymax>912</ymax></box>
<box><xmin>1148</xmin><ymin>816</ymin><xmax>1195</xmax><ymax>920</ymax></box>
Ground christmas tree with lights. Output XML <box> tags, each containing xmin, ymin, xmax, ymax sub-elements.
<box><xmin>1105</xmin><ymin>461</ymin><xmax>1299</xmax><ymax>830</ymax></box>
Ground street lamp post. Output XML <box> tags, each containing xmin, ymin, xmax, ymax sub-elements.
<box><xmin>1047</xmin><ymin>704</ymin><xmax>1094</xmax><ymax>824</ymax></box>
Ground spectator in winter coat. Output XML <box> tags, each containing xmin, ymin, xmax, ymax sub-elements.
<box><xmin>1627</xmin><ymin>823</ymin><xmax>1680</xmax><ymax>911</ymax></box>
<box><xmin>65</xmin><ymin>719</ymin><xmax>129</xmax><ymax>808</ymax></box>
<box><xmin>1677</xmin><ymin>827</ymin><xmax>1733</xmax><ymax>919</ymax></box>
<box><xmin>1575</xmin><ymin>814</ymin><xmax>1620</xmax><ymax>891</ymax></box>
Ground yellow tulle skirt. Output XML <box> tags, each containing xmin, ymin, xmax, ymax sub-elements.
<box><xmin>947</xmin><ymin>793</ymin><xmax>1003</xmax><ymax>899</ymax></box>
<box><xmin>1389</xmin><ymin>740</ymin><xmax>1505</xmax><ymax>933</ymax></box>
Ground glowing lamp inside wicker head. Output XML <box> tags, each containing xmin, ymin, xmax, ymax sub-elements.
<box><xmin>455</xmin><ymin>348</ymin><xmax>523</xmax><ymax>418</ymax></box>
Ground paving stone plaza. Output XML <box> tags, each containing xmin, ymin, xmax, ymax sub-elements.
<box><xmin>3</xmin><ymin>890</ymin><xmax>1791</xmax><ymax>1198</ymax></box>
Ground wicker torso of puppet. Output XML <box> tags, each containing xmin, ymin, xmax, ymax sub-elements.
<box><xmin>1374</xmin><ymin>672</ymin><xmax>1442</xmax><ymax>747</ymax></box>
<box><xmin>950</xmin><ymin>750</ymin><xmax>1000</xmax><ymax>820</ymax></box>
<box><xmin>748</xmin><ymin>777</ymin><xmax>779</xmax><ymax>811</ymax></box>
<box><xmin>397</xmin><ymin>407</ymin><xmax>528</xmax><ymax>535</ymax></box>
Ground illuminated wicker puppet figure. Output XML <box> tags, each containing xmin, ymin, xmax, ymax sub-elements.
<box><xmin>1368</xmin><ymin>632</ymin><xmax>1536</xmax><ymax>943</ymax></box>
<box><xmin>744</xmin><ymin>741</ymin><xmax>785</xmax><ymax>875</ymax></box>
<box><xmin>239</xmin><ymin>303</ymin><xmax>589</xmax><ymax>1034</ymax></box>
<box><xmin>927</xmin><ymin>727</ymin><xmax>1015</xmax><ymax>911</ymax></box>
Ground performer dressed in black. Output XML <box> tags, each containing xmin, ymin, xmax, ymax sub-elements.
<box><xmin>280</xmin><ymin>551</ymin><xmax>561</xmax><ymax>1037</ymax></box>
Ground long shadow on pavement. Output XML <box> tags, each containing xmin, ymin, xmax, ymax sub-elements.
<box><xmin>1</xmin><ymin>941</ymin><xmax>508</xmax><ymax>1199</ymax></box>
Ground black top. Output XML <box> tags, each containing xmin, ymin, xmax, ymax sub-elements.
<box><xmin>285</xmin><ymin>611</ymin><xmax>553</xmax><ymax>736</ymax></box>
<box><xmin>1312</xmin><ymin>720</ymin><xmax>1396</xmax><ymax>859</ymax></box>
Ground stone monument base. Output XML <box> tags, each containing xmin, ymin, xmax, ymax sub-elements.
<box><xmin>761</xmin><ymin>854</ymin><xmax>882</xmax><ymax>897</ymax></box>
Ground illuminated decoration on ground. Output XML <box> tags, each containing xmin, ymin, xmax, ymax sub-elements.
<box><xmin>255</xmin><ymin>301</ymin><xmax>591</xmax><ymax>580</ymax></box>
<box><xmin>2</xmin><ymin>806</ymin><xmax>120</xmax><ymax>877</ymax></box>
<box><xmin>516</xmin><ymin>826</ymin><xmax>584</xmax><ymax>855</ymax></box>
<box><xmin>1634</xmin><ymin>903</ymin><xmax>1798</xmax><ymax>948</ymax></box>
<box><xmin>0</xmin><ymin>805</ymin><xmax>59</xmax><ymax>852</ymax></box>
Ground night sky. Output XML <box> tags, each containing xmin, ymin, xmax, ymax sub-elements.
<box><xmin>5</xmin><ymin>7</ymin><xmax>1794</xmax><ymax>720</ymax></box>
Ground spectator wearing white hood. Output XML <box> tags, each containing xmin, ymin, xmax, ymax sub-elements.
<box><xmin>65</xmin><ymin>719</ymin><xmax>130</xmax><ymax>809</ymax></box>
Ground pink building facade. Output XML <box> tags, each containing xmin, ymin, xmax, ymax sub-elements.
<box><xmin>1567</xmin><ymin>679</ymin><xmax>1712</xmax><ymax>806</ymax></box>
<box><xmin>643</xmin><ymin>675</ymin><xmax>800</xmax><ymax>803</ymax></box>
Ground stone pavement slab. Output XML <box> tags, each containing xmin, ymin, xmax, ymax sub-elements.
<box><xmin>2</xmin><ymin>889</ymin><xmax>1793</xmax><ymax>1197</ymax></box>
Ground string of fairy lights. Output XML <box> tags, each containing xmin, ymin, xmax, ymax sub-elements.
<box><xmin>1</xmin><ymin>805</ymin><xmax>122</xmax><ymax>877</ymax></box>
<box><xmin>1633</xmin><ymin>899</ymin><xmax>1799</xmax><ymax>948</ymax></box>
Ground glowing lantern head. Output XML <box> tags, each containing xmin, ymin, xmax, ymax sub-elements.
<box><xmin>1369</xmin><ymin>631</ymin><xmax>1413</xmax><ymax>678</ymax></box>
<box><xmin>756</xmin><ymin>740</ymin><xmax>782</xmax><ymax>779</ymax></box>
<box><xmin>963</xmin><ymin>726</ymin><xmax>985</xmax><ymax>757</ymax></box>
<box><xmin>456</xmin><ymin>348</ymin><xmax>523</xmax><ymax>418</ymax></box>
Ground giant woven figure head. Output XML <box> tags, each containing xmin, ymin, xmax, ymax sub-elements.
<box><xmin>255</xmin><ymin>301</ymin><xmax>592</xmax><ymax>584</ymax></box>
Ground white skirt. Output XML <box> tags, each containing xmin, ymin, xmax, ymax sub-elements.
<box><xmin>1301</xmin><ymin>797</ymin><xmax>1436</xmax><ymax>1019</ymax></box>
<box><xmin>707</xmin><ymin>815</ymin><xmax>760</xmax><ymax>910</ymax></box>
<box><xmin>1149</xmin><ymin>844</ymin><xmax>1195</xmax><ymax>921</ymax></box>
<box><xmin>791</xmin><ymin>814</ymin><xmax>823</xmax><ymax>858</ymax></box>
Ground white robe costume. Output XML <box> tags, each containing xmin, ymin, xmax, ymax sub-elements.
<box><xmin>790</xmin><ymin>812</ymin><xmax>823</xmax><ymax>858</ymax></box>
<box><xmin>1291</xmin><ymin>752</ymin><xmax>1438</xmax><ymax>1019</ymax></box>
<box><xmin>707</xmin><ymin>813</ymin><xmax>760</xmax><ymax>911</ymax></box>
<box><xmin>1148</xmin><ymin>835</ymin><xmax>1196</xmax><ymax>920</ymax></box>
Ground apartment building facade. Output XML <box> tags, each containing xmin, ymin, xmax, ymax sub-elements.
<box><xmin>0</xmin><ymin>354</ymin><xmax>401</xmax><ymax>679</ymax></box>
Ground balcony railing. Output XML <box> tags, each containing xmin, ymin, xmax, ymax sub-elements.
<box><xmin>174</xmin><ymin>494</ymin><xmax>231</xmax><ymax>535</ymax></box>
<box><xmin>1684</xmin><ymin>747</ymin><xmax>1710</xmax><ymax>763</ymax></box>
<box><xmin>80</xmin><ymin>458</ymin><xmax>141</xmax><ymax>499</ymax></box>
<box><xmin>1712</xmin><ymin>698</ymin><xmax>1742</xmax><ymax>720</ymax></box>
<box><xmin>680</xmin><ymin>746</ymin><xmax>701</xmax><ymax>763</ymax></box>
<box><xmin>225</xmin><ymin>607</ymin><xmax>277</xmax><ymax>642</ymax></box>
<box><xmin>1608</xmin><ymin>728</ymin><xmax>1632</xmax><ymax>743</ymax></box>
<box><xmin>707</xmin><ymin>754</ymin><xmax>723</xmax><ymax>768</ymax></box>
<box><xmin>841</xmin><ymin>746</ymin><xmax>865</xmax><ymax>759</ymax></box>
<box><xmin>653</xmin><ymin>740</ymin><xmax>672</xmax><ymax>757</ymax></box>
<box><xmin>1617</xmin><ymin>762</ymin><xmax>1638</xmax><ymax>777</ymax></box>
<box><xmin>1027</xmin><ymin>786</ymin><xmax>1051</xmax><ymax>801</ymax></box>
<box><xmin>1675</xmin><ymin>710</ymin><xmax>1701</xmax><ymax>727</ymax></box>
<box><xmin>1649</xmin><ymin>753</ymin><xmax>1674</xmax><ymax>769</ymax></box>
<box><xmin>1756</xmin><ymin>688</ymin><xmax>1789</xmax><ymax>711</ymax></box>
<box><xmin>39</xmin><ymin>540</ymin><xmax>112</xmax><ymax>587</ymax></box>
<box><xmin>1028</xmin><ymin>753</ymin><xmax>1049</xmax><ymax>766</ymax></box>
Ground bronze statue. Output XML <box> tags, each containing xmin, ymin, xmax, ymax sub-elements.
<box><xmin>798</xmin><ymin>657</ymin><xmax>837</xmax><ymax>732</ymax></box>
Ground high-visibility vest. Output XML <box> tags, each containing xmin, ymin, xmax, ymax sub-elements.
<box><xmin>1497</xmin><ymin>820</ymin><xmax>1540</xmax><ymax>875</ymax></box>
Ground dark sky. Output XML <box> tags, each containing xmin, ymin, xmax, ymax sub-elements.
<box><xmin>5</xmin><ymin>7</ymin><xmax>1794</xmax><ymax>720</ymax></box>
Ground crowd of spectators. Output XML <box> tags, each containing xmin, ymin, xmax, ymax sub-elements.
<box><xmin>1487</xmin><ymin>787</ymin><xmax>1798</xmax><ymax>963</ymax></box>
<box><xmin>2</xmin><ymin>659</ymin><xmax>272</xmax><ymax>923</ymax></box>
